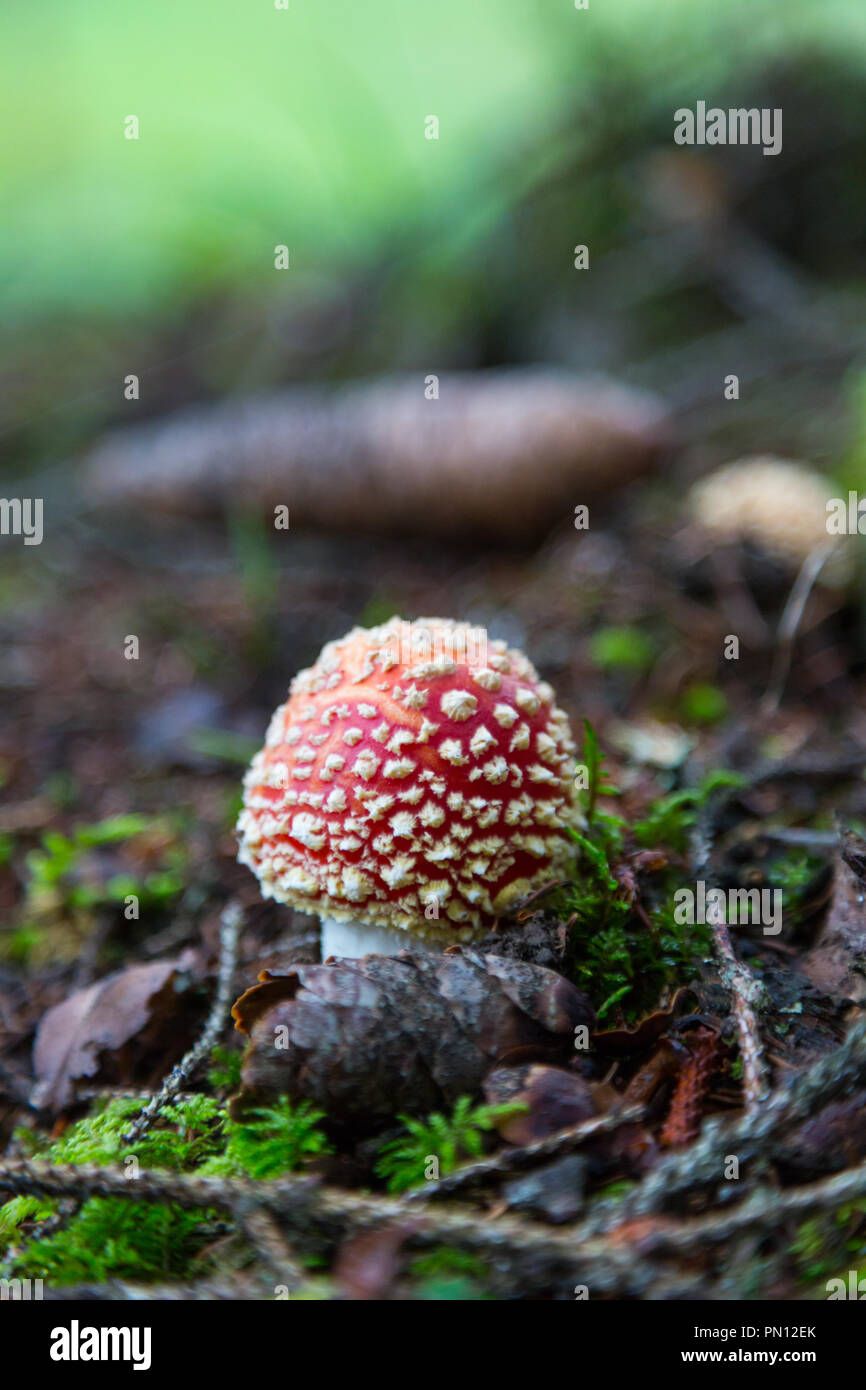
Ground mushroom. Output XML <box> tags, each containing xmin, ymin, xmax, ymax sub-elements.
<box><xmin>236</xmin><ymin>617</ymin><xmax>580</xmax><ymax>959</ymax></box>
<box><xmin>686</xmin><ymin>455</ymin><xmax>849</xmax><ymax>584</ymax></box>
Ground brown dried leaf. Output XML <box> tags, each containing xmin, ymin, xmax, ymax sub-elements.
<box><xmin>482</xmin><ymin>1064</ymin><xmax>596</xmax><ymax>1144</ymax></box>
<box><xmin>621</xmin><ymin>1038</ymin><xmax>685</xmax><ymax>1106</ymax></box>
<box><xmin>593</xmin><ymin>987</ymin><xmax>694</xmax><ymax>1056</ymax></box>
<box><xmin>333</xmin><ymin>1222</ymin><xmax>419</xmax><ymax>1301</ymax></box>
<box><xmin>801</xmin><ymin>832</ymin><xmax>866</xmax><ymax>1004</ymax></box>
<box><xmin>32</xmin><ymin>954</ymin><xmax>196</xmax><ymax>1112</ymax></box>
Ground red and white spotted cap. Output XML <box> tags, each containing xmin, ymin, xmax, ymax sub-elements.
<box><xmin>237</xmin><ymin>617</ymin><xmax>579</xmax><ymax>947</ymax></box>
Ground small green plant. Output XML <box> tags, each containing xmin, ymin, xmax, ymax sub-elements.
<box><xmin>765</xmin><ymin>849</ymin><xmax>825</xmax><ymax>929</ymax></box>
<box><xmin>0</xmin><ymin>1196</ymin><xmax>50</xmax><ymax>1237</ymax></box>
<box><xmin>559</xmin><ymin>725</ymin><xmax>734</xmax><ymax>1018</ymax></box>
<box><xmin>11</xmin><ymin>1195</ymin><xmax>215</xmax><ymax>1285</ymax></box>
<box><xmin>791</xmin><ymin>1200</ymin><xmax>866</xmax><ymax>1286</ymax></box>
<box><xmin>210</xmin><ymin>1097</ymin><xmax>333</xmax><ymax>1179</ymax></box>
<box><xmin>677</xmin><ymin>681</ymin><xmax>729</xmax><ymax>726</ymax></box>
<box><xmin>574</xmin><ymin>717</ymin><xmax>622</xmax><ymax>839</ymax></box>
<box><xmin>1</xmin><ymin>1094</ymin><xmax>333</xmax><ymax>1284</ymax></box>
<box><xmin>44</xmin><ymin>1094</ymin><xmax>223</xmax><ymax>1170</ymax></box>
<box><xmin>24</xmin><ymin>814</ymin><xmax>187</xmax><ymax>918</ymax></box>
<box><xmin>376</xmin><ymin>1097</ymin><xmax>525</xmax><ymax>1193</ymax></box>
<box><xmin>207</xmin><ymin>1043</ymin><xmax>244</xmax><ymax>1091</ymax></box>
<box><xmin>633</xmin><ymin>769</ymin><xmax>746</xmax><ymax>855</ymax></box>
<box><xmin>589</xmin><ymin>625</ymin><xmax>655</xmax><ymax>674</ymax></box>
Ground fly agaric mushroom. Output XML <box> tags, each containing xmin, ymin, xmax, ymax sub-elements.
<box><xmin>237</xmin><ymin>617</ymin><xmax>579</xmax><ymax>958</ymax></box>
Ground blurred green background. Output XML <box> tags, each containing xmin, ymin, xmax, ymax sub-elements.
<box><xmin>2</xmin><ymin>0</ymin><xmax>866</xmax><ymax>474</ymax></box>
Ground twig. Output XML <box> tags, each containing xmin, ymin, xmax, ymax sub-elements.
<box><xmin>761</xmin><ymin>539</ymin><xmax>836</xmax><ymax>714</ymax></box>
<box><xmin>234</xmin><ymin>1200</ymin><xmax>305</xmax><ymax>1290</ymax></box>
<box><xmin>78</xmin><ymin>1087</ymin><xmax>203</xmax><ymax>1106</ymax></box>
<box><xmin>4</xmin><ymin>1146</ymin><xmax>866</xmax><ymax>1299</ymax></box>
<box><xmin>689</xmin><ymin>800</ymin><xmax>769</xmax><ymax>1110</ymax></box>
<box><xmin>123</xmin><ymin>902</ymin><xmax>241</xmax><ymax>1144</ymax></box>
<box><xmin>583</xmin><ymin>1013</ymin><xmax>866</xmax><ymax>1237</ymax></box>
<box><xmin>602</xmin><ymin>1157</ymin><xmax>866</xmax><ymax>1258</ymax></box>
<box><xmin>404</xmin><ymin>1104</ymin><xmax>646</xmax><ymax>1203</ymax></box>
<box><xmin>0</xmin><ymin>1159</ymin><xmax>705</xmax><ymax>1297</ymax></box>
<box><xmin>41</xmin><ymin>1276</ymin><xmax>271</xmax><ymax>1301</ymax></box>
<box><xmin>711</xmin><ymin>916</ymin><xmax>769</xmax><ymax>1109</ymax></box>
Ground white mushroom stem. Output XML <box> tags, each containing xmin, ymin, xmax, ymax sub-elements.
<box><xmin>320</xmin><ymin>916</ymin><xmax>431</xmax><ymax>961</ymax></box>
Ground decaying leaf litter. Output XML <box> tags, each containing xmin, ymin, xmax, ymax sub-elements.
<box><xmin>2</xmin><ymin>448</ymin><xmax>866</xmax><ymax>1300</ymax></box>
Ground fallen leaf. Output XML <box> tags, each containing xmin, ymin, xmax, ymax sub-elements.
<box><xmin>801</xmin><ymin>831</ymin><xmax>866</xmax><ymax>1004</ymax></box>
<box><xmin>482</xmin><ymin>1064</ymin><xmax>596</xmax><ymax>1144</ymax></box>
<box><xmin>333</xmin><ymin>1222</ymin><xmax>419</xmax><ymax>1300</ymax></box>
<box><xmin>32</xmin><ymin>954</ymin><xmax>197</xmax><ymax>1112</ymax></box>
<box><xmin>593</xmin><ymin>987</ymin><xmax>694</xmax><ymax>1055</ymax></box>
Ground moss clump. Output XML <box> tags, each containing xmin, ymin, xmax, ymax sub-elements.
<box><xmin>0</xmin><ymin>1092</ymin><xmax>333</xmax><ymax>1285</ymax></box>
<box><xmin>376</xmin><ymin>1097</ymin><xmax>525</xmax><ymax>1193</ymax></box>
<box><xmin>559</xmin><ymin>722</ymin><xmax>742</xmax><ymax>1019</ymax></box>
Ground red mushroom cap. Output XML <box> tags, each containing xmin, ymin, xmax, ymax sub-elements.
<box><xmin>237</xmin><ymin>618</ymin><xmax>579</xmax><ymax>941</ymax></box>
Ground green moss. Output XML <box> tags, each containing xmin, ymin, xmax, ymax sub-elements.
<box><xmin>207</xmin><ymin>1044</ymin><xmax>244</xmax><ymax>1092</ymax></box>
<box><xmin>765</xmin><ymin>849</ymin><xmax>825</xmax><ymax>928</ymax></box>
<box><xmin>376</xmin><ymin>1097</ymin><xmax>525</xmax><ymax>1193</ymax></box>
<box><xmin>1</xmin><ymin>1098</ymin><xmax>224</xmax><ymax>1284</ymax></box>
<box><xmin>205</xmin><ymin>1097</ymin><xmax>332</xmax><ymax>1180</ymax></box>
<box><xmin>12</xmin><ymin>1195</ymin><xmax>216</xmax><ymax>1285</ymax></box>
<box><xmin>0</xmin><ymin>1093</ymin><xmax>332</xmax><ymax>1285</ymax></box>
<box><xmin>24</xmin><ymin>814</ymin><xmax>188</xmax><ymax>919</ymax></box>
<box><xmin>558</xmin><ymin>725</ymin><xmax>738</xmax><ymax>1018</ymax></box>
<box><xmin>791</xmin><ymin>1201</ymin><xmax>866</xmax><ymax>1287</ymax></box>
<box><xmin>632</xmin><ymin>769</ymin><xmax>745</xmax><ymax>855</ymax></box>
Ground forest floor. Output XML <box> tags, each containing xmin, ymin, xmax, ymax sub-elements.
<box><xmin>2</xmin><ymin>487</ymin><xmax>866</xmax><ymax>1301</ymax></box>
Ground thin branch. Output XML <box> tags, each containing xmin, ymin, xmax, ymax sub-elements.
<box><xmin>601</xmin><ymin>1158</ymin><xmax>866</xmax><ymax>1258</ymax></box>
<box><xmin>405</xmin><ymin>1104</ymin><xmax>646</xmax><ymax>1203</ymax></box>
<box><xmin>583</xmin><ymin>1013</ymin><xmax>866</xmax><ymax>1237</ymax></box>
<box><xmin>710</xmin><ymin>916</ymin><xmax>770</xmax><ymax>1109</ymax></box>
<box><xmin>690</xmin><ymin>805</ymin><xmax>769</xmax><ymax>1110</ymax></box>
<box><xmin>123</xmin><ymin>901</ymin><xmax>241</xmax><ymax>1144</ymax></box>
<box><xmin>761</xmin><ymin>538</ymin><xmax>836</xmax><ymax>714</ymax></box>
<box><xmin>4</xmin><ymin>1147</ymin><xmax>866</xmax><ymax>1299</ymax></box>
<box><xmin>0</xmin><ymin>1159</ymin><xmax>694</xmax><ymax>1296</ymax></box>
